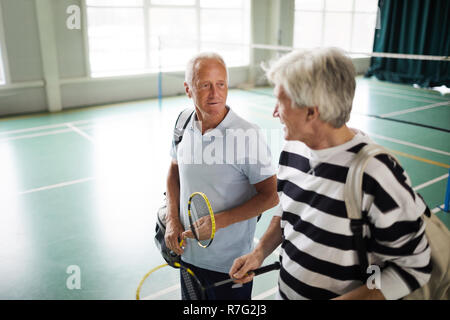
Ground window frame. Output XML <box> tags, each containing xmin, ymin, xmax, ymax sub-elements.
<box><xmin>0</xmin><ymin>0</ymin><xmax>10</xmax><ymax>85</ymax></box>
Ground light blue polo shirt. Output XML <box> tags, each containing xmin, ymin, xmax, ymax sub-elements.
<box><xmin>170</xmin><ymin>106</ymin><xmax>276</xmax><ymax>273</ymax></box>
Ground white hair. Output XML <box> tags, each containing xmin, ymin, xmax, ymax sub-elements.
<box><xmin>185</xmin><ymin>52</ymin><xmax>228</xmax><ymax>87</ymax></box>
<box><xmin>265</xmin><ymin>47</ymin><xmax>356</xmax><ymax>128</ymax></box>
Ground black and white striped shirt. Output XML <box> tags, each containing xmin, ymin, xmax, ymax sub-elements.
<box><xmin>276</xmin><ymin>130</ymin><xmax>432</xmax><ymax>300</ymax></box>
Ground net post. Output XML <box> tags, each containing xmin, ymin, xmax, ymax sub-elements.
<box><xmin>158</xmin><ymin>35</ymin><xmax>162</xmax><ymax>110</ymax></box>
<box><xmin>444</xmin><ymin>168</ymin><xmax>450</xmax><ymax>212</ymax></box>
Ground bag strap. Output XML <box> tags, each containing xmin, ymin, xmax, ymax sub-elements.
<box><xmin>173</xmin><ymin>108</ymin><xmax>195</xmax><ymax>148</ymax></box>
<box><xmin>345</xmin><ymin>143</ymin><xmax>400</xmax><ymax>282</ymax></box>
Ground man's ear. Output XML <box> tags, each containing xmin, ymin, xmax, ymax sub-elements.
<box><xmin>307</xmin><ymin>106</ymin><xmax>320</xmax><ymax>121</ymax></box>
<box><xmin>184</xmin><ymin>82</ymin><xmax>192</xmax><ymax>98</ymax></box>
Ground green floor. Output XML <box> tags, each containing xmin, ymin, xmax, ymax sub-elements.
<box><xmin>0</xmin><ymin>77</ymin><xmax>449</xmax><ymax>299</ymax></box>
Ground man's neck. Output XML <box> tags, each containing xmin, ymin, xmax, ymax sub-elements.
<box><xmin>305</xmin><ymin>125</ymin><xmax>356</xmax><ymax>150</ymax></box>
<box><xmin>195</xmin><ymin>106</ymin><xmax>229</xmax><ymax>134</ymax></box>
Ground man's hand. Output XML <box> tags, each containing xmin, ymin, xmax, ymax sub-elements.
<box><xmin>229</xmin><ymin>250</ymin><xmax>265</xmax><ymax>284</ymax></box>
<box><xmin>165</xmin><ymin>219</ymin><xmax>185</xmax><ymax>255</ymax></box>
<box><xmin>182</xmin><ymin>215</ymin><xmax>214</xmax><ymax>241</ymax></box>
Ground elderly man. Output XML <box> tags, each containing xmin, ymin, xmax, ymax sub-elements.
<box><xmin>229</xmin><ymin>47</ymin><xmax>431</xmax><ymax>300</ymax></box>
<box><xmin>165</xmin><ymin>52</ymin><xmax>278</xmax><ymax>300</ymax></box>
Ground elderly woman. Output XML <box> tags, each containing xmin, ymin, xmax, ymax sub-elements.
<box><xmin>229</xmin><ymin>47</ymin><xmax>431</xmax><ymax>300</ymax></box>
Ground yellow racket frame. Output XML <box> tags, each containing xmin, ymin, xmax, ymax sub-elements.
<box><xmin>187</xmin><ymin>191</ymin><xmax>216</xmax><ymax>248</ymax></box>
<box><xmin>136</xmin><ymin>263</ymin><xmax>168</xmax><ymax>300</ymax></box>
<box><xmin>136</xmin><ymin>262</ymin><xmax>201</xmax><ymax>300</ymax></box>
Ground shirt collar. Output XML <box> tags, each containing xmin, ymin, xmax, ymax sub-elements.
<box><xmin>189</xmin><ymin>105</ymin><xmax>234</xmax><ymax>133</ymax></box>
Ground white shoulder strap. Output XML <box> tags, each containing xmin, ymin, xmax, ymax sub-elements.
<box><xmin>344</xmin><ymin>144</ymin><xmax>399</xmax><ymax>220</ymax></box>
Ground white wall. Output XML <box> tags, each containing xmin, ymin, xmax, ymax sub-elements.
<box><xmin>0</xmin><ymin>0</ymin><xmax>370</xmax><ymax>117</ymax></box>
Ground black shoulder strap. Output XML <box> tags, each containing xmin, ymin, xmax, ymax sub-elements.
<box><xmin>173</xmin><ymin>108</ymin><xmax>195</xmax><ymax>147</ymax></box>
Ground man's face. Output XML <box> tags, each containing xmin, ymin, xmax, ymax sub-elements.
<box><xmin>185</xmin><ymin>59</ymin><xmax>228</xmax><ymax>117</ymax></box>
<box><xmin>273</xmin><ymin>84</ymin><xmax>310</xmax><ymax>141</ymax></box>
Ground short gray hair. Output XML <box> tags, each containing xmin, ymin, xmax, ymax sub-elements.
<box><xmin>265</xmin><ymin>47</ymin><xmax>356</xmax><ymax>128</ymax></box>
<box><xmin>185</xmin><ymin>52</ymin><xmax>228</xmax><ymax>87</ymax></box>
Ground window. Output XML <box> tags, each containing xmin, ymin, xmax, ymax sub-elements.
<box><xmin>0</xmin><ymin>3</ymin><xmax>6</xmax><ymax>85</ymax></box>
<box><xmin>293</xmin><ymin>0</ymin><xmax>379</xmax><ymax>53</ymax></box>
<box><xmin>85</xmin><ymin>0</ymin><xmax>250</xmax><ymax>77</ymax></box>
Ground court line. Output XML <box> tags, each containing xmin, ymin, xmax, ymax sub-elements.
<box><xmin>251</xmin><ymin>109</ymin><xmax>450</xmax><ymax>157</ymax></box>
<box><xmin>143</xmin><ymin>237</ymin><xmax>279</xmax><ymax>300</ymax></box>
<box><xmin>66</xmin><ymin>123</ymin><xmax>95</xmax><ymax>143</ymax></box>
<box><xmin>362</xmin><ymin>90</ymin><xmax>439</xmax><ymax>104</ymax></box>
<box><xmin>142</xmin><ymin>284</ymin><xmax>180</xmax><ymax>300</ymax></box>
<box><xmin>368</xmin><ymin>133</ymin><xmax>450</xmax><ymax>157</ymax></box>
<box><xmin>432</xmin><ymin>206</ymin><xmax>444</xmax><ymax>214</ymax></box>
<box><xmin>379</xmin><ymin>101</ymin><xmax>450</xmax><ymax>118</ymax></box>
<box><xmin>362</xmin><ymin>86</ymin><xmax>450</xmax><ymax>102</ymax></box>
<box><xmin>365</xmin><ymin>114</ymin><xmax>450</xmax><ymax>133</ymax></box>
<box><xmin>0</xmin><ymin>127</ymin><xmax>75</xmax><ymax>143</ymax></box>
<box><xmin>253</xmin><ymin>286</ymin><xmax>278</xmax><ymax>300</ymax></box>
<box><xmin>389</xmin><ymin>150</ymin><xmax>450</xmax><ymax>169</ymax></box>
<box><xmin>362</xmin><ymin>82</ymin><xmax>450</xmax><ymax>101</ymax></box>
<box><xmin>413</xmin><ymin>174</ymin><xmax>449</xmax><ymax>191</ymax></box>
<box><xmin>240</xmin><ymin>86</ymin><xmax>444</xmax><ymax>104</ymax></box>
<box><xmin>0</xmin><ymin>119</ymin><xmax>93</xmax><ymax>136</ymax></box>
<box><xmin>18</xmin><ymin>177</ymin><xmax>95</xmax><ymax>195</ymax></box>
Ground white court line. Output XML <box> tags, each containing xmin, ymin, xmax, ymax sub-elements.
<box><xmin>432</xmin><ymin>206</ymin><xmax>444</xmax><ymax>214</ymax></box>
<box><xmin>0</xmin><ymin>127</ymin><xmax>74</xmax><ymax>143</ymax></box>
<box><xmin>18</xmin><ymin>177</ymin><xmax>95</xmax><ymax>195</ymax></box>
<box><xmin>66</xmin><ymin>123</ymin><xmax>95</xmax><ymax>143</ymax></box>
<box><xmin>362</xmin><ymin>85</ymin><xmax>450</xmax><ymax>102</ymax></box>
<box><xmin>0</xmin><ymin>123</ymin><xmax>96</xmax><ymax>143</ymax></box>
<box><xmin>368</xmin><ymin>132</ymin><xmax>450</xmax><ymax>157</ymax></box>
<box><xmin>144</xmin><ymin>238</ymin><xmax>280</xmax><ymax>300</ymax></box>
<box><xmin>360</xmin><ymin>83</ymin><xmax>450</xmax><ymax>101</ymax></box>
<box><xmin>362</xmin><ymin>89</ymin><xmax>440</xmax><ymax>104</ymax></box>
<box><xmin>413</xmin><ymin>174</ymin><xmax>449</xmax><ymax>191</ymax></box>
<box><xmin>253</xmin><ymin>286</ymin><xmax>278</xmax><ymax>300</ymax></box>
<box><xmin>142</xmin><ymin>284</ymin><xmax>180</xmax><ymax>300</ymax></box>
<box><xmin>379</xmin><ymin>101</ymin><xmax>450</xmax><ymax>118</ymax></box>
<box><xmin>0</xmin><ymin>119</ymin><xmax>93</xmax><ymax>136</ymax></box>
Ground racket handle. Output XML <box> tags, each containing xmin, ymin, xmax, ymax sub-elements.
<box><xmin>205</xmin><ymin>262</ymin><xmax>281</xmax><ymax>290</ymax></box>
<box><xmin>251</xmin><ymin>261</ymin><xmax>281</xmax><ymax>276</ymax></box>
<box><xmin>169</xmin><ymin>238</ymin><xmax>185</xmax><ymax>257</ymax></box>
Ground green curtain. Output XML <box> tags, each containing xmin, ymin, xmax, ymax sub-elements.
<box><xmin>366</xmin><ymin>0</ymin><xmax>450</xmax><ymax>87</ymax></box>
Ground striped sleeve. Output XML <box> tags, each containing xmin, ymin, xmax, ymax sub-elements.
<box><xmin>363</xmin><ymin>154</ymin><xmax>432</xmax><ymax>300</ymax></box>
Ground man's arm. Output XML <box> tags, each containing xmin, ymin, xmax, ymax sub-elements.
<box><xmin>165</xmin><ymin>160</ymin><xmax>184</xmax><ymax>255</ymax></box>
<box><xmin>229</xmin><ymin>215</ymin><xmax>283</xmax><ymax>283</ymax></box>
<box><xmin>215</xmin><ymin>175</ymin><xmax>279</xmax><ymax>230</ymax></box>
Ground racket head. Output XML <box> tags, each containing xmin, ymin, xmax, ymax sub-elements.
<box><xmin>177</xmin><ymin>262</ymin><xmax>206</xmax><ymax>300</ymax></box>
<box><xmin>136</xmin><ymin>262</ymin><xmax>206</xmax><ymax>300</ymax></box>
<box><xmin>187</xmin><ymin>192</ymin><xmax>216</xmax><ymax>248</ymax></box>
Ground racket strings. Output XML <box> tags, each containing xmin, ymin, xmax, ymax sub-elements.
<box><xmin>191</xmin><ymin>195</ymin><xmax>209</xmax><ymax>219</ymax></box>
<box><xmin>181</xmin><ymin>267</ymin><xmax>201</xmax><ymax>300</ymax></box>
<box><xmin>190</xmin><ymin>194</ymin><xmax>214</xmax><ymax>243</ymax></box>
<box><xmin>179</xmin><ymin>263</ymin><xmax>208</xmax><ymax>300</ymax></box>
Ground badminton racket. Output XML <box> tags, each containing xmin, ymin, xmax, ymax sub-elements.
<box><xmin>187</xmin><ymin>192</ymin><xmax>216</xmax><ymax>248</ymax></box>
<box><xmin>136</xmin><ymin>261</ymin><xmax>281</xmax><ymax>300</ymax></box>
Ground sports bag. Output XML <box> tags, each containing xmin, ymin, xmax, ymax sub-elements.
<box><xmin>345</xmin><ymin>144</ymin><xmax>450</xmax><ymax>300</ymax></box>
<box><xmin>154</xmin><ymin>108</ymin><xmax>194</xmax><ymax>266</ymax></box>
